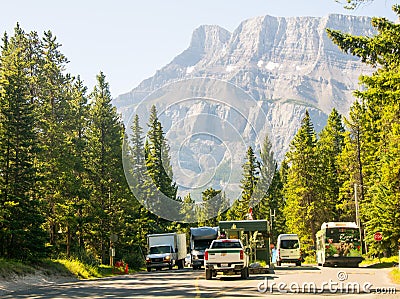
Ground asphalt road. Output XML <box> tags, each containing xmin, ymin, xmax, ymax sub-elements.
<box><xmin>2</xmin><ymin>265</ymin><xmax>399</xmax><ymax>298</ymax></box>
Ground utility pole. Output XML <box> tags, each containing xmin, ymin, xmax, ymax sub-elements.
<box><xmin>354</xmin><ymin>183</ymin><xmax>367</xmax><ymax>254</ymax></box>
<box><xmin>269</xmin><ymin>209</ymin><xmax>275</xmax><ymax>237</ymax></box>
<box><xmin>354</xmin><ymin>183</ymin><xmax>360</xmax><ymax>228</ymax></box>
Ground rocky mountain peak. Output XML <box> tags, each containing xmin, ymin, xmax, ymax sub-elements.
<box><xmin>115</xmin><ymin>14</ymin><xmax>375</xmax><ymax>197</ymax></box>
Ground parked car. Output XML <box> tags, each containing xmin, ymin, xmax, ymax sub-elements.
<box><xmin>276</xmin><ymin>234</ymin><xmax>302</xmax><ymax>266</ymax></box>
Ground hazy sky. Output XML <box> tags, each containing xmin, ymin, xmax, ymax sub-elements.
<box><xmin>0</xmin><ymin>0</ymin><xmax>398</xmax><ymax>97</ymax></box>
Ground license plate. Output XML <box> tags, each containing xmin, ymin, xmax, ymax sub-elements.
<box><xmin>221</xmin><ymin>264</ymin><xmax>228</xmax><ymax>267</ymax></box>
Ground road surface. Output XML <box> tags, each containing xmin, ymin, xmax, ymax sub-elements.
<box><xmin>2</xmin><ymin>265</ymin><xmax>398</xmax><ymax>298</ymax></box>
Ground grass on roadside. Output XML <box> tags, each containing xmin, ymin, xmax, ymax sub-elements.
<box><xmin>0</xmin><ymin>258</ymin><xmax>126</xmax><ymax>280</ymax></box>
<box><xmin>360</xmin><ymin>255</ymin><xmax>398</xmax><ymax>268</ymax></box>
<box><xmin>389</xmin><ymin>268</ymin><xmax>400</xmax><ymax>284</ymax></box>
<box><xmin>0</xmin><ymin>258</ymin><xmax>35</xmax><ymax>279</ymax></box>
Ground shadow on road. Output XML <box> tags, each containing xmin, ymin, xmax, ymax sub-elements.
<box><xmin>273</xmin><ymin>265</ymin><xmax>320</xmax><ymax>271</ymax></box>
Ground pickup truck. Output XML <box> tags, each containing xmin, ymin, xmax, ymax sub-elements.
<box><xmin>204</xmin><ymin>239</ymin><xmax>249</xmax><ymax>280</ymax></box>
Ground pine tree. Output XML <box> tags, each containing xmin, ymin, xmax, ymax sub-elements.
<box><xmin>144</xmin><ymin>105</ymin><xmax>178</xmax><ymax>224</ymax></box>
<box><xmin>57</xmin><ymin>77</ymin><xmax>90</xmax><ymax>256</ymax></box>
<box><xmin>227</xmin><ymin>146</ymin><xmax>259</xmax><ymax>220</ymax></box>
<box><xmin>198</xmin><ymin>188</ymin><xmax>222</xmax><ymax>227</ymax></box>
<box><xmin>87</xmin><ymin>72</ymin><xmax>127</xmax><ymax>263</ymax></box>
<box><xmin>316</xmin><ymin>108</ymin><xmax>345</xmax><ymax>221</ymax></box>
<box><xmin>34</xmin><ymin>30</ymin><xmax>73</xmax><ymax>249</ymax></box>
<box><xmin>180</xmin><ymin>193</ymin><xmax>196</xmax><ymax>224</ymax></box>
<box><xmin>337</xmin><ymin>101</ymin><xmax>367</xmax><ymax>222</ymax></box>
<box><xmin>0</xmin><ymin>25</ymin><xmax>46</xmax><ymax>260</ymax></box>
<box><xmin>283</xmin><ymin>110</ymin><xmax>320</xmax><ymax>251</ymax></box>
<box><xmin>251</xmin><ymin>135</ymin><xmax>286</xmax><ymax>240</ymax></box>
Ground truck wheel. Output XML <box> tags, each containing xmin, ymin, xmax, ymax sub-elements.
<box><xmin>241</xmin><ymin>267</ymin><xmax>248</xmax><ymax>279</ymax></box>
<box><xmin>205</xmin><ymin>269</ymin><xmax>212</xmax><ymax>280</ymax></box>
<box><xmin>146</xmin><ymin>267</ymin><xmax>151</xmax><ymax>272</ymax></box>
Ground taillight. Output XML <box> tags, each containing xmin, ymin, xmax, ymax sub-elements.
<box><xmin>240</xmin><ymin>250</ymin><xmax>243</xmax><ymax>260</ymax></box>
<box><xmin>205</xmin><ymin>250</ymin><xmax>208</xmax><ymax>261</ymax></box>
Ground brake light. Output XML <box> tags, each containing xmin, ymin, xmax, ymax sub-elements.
<box><xmin>205</xmin><ymin>250</ymin><xmax>208</xmax><ymax>261</ymax></box>
<box><xmin>240</xmin><ymin>250</ymin><xmax>243</xmax><ymax>260</ymax></box>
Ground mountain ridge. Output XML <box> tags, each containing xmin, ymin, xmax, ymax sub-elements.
<box><xmin>115</xmin><ymin>14</ymin><xmax>374</xmax><ymax>196</ymax></box>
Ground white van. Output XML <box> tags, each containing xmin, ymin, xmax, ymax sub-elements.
<box><xmin>276</xmin><ymin>234</ymin><xmax>302</xmax><ymax>266</ymax></box>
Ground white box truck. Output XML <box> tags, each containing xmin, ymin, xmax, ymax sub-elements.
<box><xmin>190</xmin><ymin>227</ymin><xmax>218</xmax><ymax>270</ymax></box>
<box><xmin>145</xmin><ymin>233</ymin><xmax>186</xmax><ymax>272</ymax></box>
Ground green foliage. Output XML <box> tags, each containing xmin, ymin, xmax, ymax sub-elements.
<box><xmin>196</xmin><ymin>187</ymin><xmax>228</xmax><ymax>227</ymax></box>
<box><xmin>227</xmin><ymin>146</ymin><xmax>259</xmax><ymax>220</ymax></box>
<box><xmin>0</xmin><ymin>25</ymin><xmax>156</xmax><ymax>266</ymax></box>
<box><xmin>316</xmin><ymin>108</ymin><xmax>345</xmax><ymax>221</ymax></box>
<box><xmin>360</xmin><ymin>255</ymin><xmax>398</xmax><ymax>268</ymax></box>
<box><xmin>283</xmin><ymin>111</ymin><xmax>321</xmax><ymax>251</ymax></box>
<box><xmin>327</xmin><ymin>5</ymin><xmax>400</xmax><ymax>256</ymax></box>
<box><xmin>144</xmin><ymin>105</ymin><xmax>178</xmax><ymax>223</ymax></box>
<box><xmin>252</xmin><ymin>135</ymin><xmax>286</xmax><ymax>241</ymax></box>
<box><xmin>55</xmin><ymin>258</ymin><xmax>103</xmax><ymax>279</ymax></box>
<box><xmin>390</xmin><ymin>268</ymin><xmax>400</xmax><ymax>284</ymax></box>
<box><xmin>85</xmin><ymin>72</ymin><xmax>129</xmax><ymax>264</ymax></box>
<box><xmin>0</xmin><ymin>24</ymin><xmax>46</xmax><ymax>260</ymax></box>
<box><xmin>338</xmin><ymin>0</ymin><xmax>374</xmax><ymax>10</ymax></box>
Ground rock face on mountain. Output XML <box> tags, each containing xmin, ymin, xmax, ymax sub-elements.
<box><xmin>116</xmin><ymin>14</ymin><xmax>374</xmax><ymax>197</ymax></box>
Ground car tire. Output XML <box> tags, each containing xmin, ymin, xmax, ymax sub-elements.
<box><xmin>241</xmin><ymin>267</ymin><xmax>248</xmax><ymax>279</ymax></box>
<box><xmin>205</xmin><ymin>269</ymin><xmax>212</xmax><ymax>280</ymax></box>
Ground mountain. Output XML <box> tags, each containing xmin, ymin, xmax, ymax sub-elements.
<box><xmin>116</xmin><ymin>14</ymin><xmax>375</xmax><ymax>199</ymax></box>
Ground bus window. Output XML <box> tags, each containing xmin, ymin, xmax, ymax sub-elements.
<box><xmin>326</xmin><ymin>228</ymin><xmax>360</xmax><ymax>243</ymax></box>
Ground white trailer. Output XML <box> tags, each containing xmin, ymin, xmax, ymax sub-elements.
<box><xmin>145</xmin><ymin>233</ymin><xmax>186</xmax><ymax>271</ymax></box>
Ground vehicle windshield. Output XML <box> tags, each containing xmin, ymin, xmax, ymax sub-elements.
<box><xmin>149</xmin><ymin>245</ymin><xmax>172</xmax><ymax>254</ymax></box>
<box><xmin>280</xmin><ymin>240</ymin><xmax>299</xmax><ymax>249</ymax></box>
<box><xmin>326</xmin><ymin>228</ymin><xmax>360</xmax><ymax>243</ymax></box>
<box><xmin>194</xmin><ymin>239</ymin><xmax>212</xmax><ymax>250</ymax></box>
<box><xmin>211</xmin><ymin>241</ymin><xmax>241</xmax><ymax>249</ymax></box>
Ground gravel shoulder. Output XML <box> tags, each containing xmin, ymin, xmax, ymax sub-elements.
<box><xmin>0</xmin><ymin>271</ymin><xmax>77</xmax><ymax>296</ymax></box>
